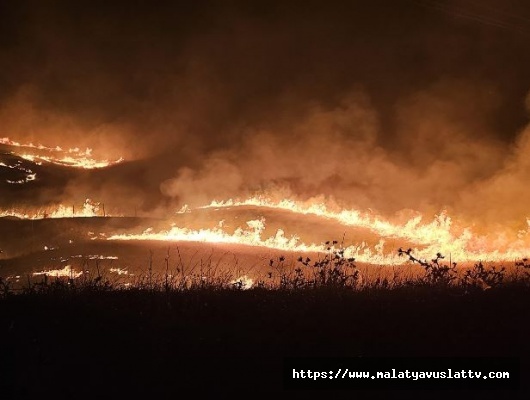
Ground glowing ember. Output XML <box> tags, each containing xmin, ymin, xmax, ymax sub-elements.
<box><xmin>230</xmin><ymin>275</ymin><xmax>254</xmax><ymax>289</ymax></box>
<box><xmin>0</xmin><ymin>160</ymin><xmax>37</xmax><ymax>184</ymax></box>
<box><xmin>109</xmin><ymin>268</ymin><xmax>129</xmax><ymax>275</ymax></box>
<box><xmin>1</xmin><ymin>137</ymin><xmax>123</xmax><ymax>169</ymax></box>
<box><xmin>70</xmin><ymin>255</ymin><xmax>119</xmax><ymax>260</ymax></box>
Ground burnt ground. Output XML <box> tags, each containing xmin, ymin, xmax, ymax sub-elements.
<box><xmin>1</xmin><ymin>285</ymin><xmax>529</xmax><ymax>398</ymax></box>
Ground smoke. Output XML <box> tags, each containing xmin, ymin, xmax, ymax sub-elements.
<box><xmin>1</xmin><ymin>0</ymin><xmax>530</xmax><ymax>227</ymax></box>
<box><xmin>160</xmin><ymin>158</ymin><xmax>244</xmax><ymax>206</ymax></box>
<box><xmin>458</xmin><ymin>122</ymin><xmax>530</xmax><ymax>228</ymax></box>
<box><xmin>0</xmin><ymin>86</ymin><xmax>131</xmax><ymax>159</ymax></box>
<box><xmin>162</xmin><ymin>81</ymin><xmax>518</xmax><ymax>231</ymax></box>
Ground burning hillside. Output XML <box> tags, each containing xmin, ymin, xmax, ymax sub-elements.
<box><xmin>0</xmin><ymin>137</ymin><xmax>123</xmax><ymax>170</ymax></box>
<box><xmin>1</xmin><ymin>131</ymin><xmax>530</xmax><ymax>281</ymax></box>
<box><xmin>3</xmin><ymin>3</ymin><xmax>530</xmax><ymax>397</ymax></box>
<box><xmin>0</xmin><ymin>0</ymin><xmax>529</xmax><ymax>283</ymax></box>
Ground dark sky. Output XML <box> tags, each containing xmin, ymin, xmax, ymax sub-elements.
<box><xmin>1</xmin><ymin>0</ymin><xmax>529</xmax><ymax>143</ymax></box>
<box><xmin>1</xmin><ymin>0</ymin><xmax>530</xmax><ymax>222</ymax></box>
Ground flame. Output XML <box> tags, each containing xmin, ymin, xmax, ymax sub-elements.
<box><xmin>109</xmin><ymin>267</ymin><xmax>129</xmax><ymax>275</ymax></box>
<box><xmin>0</xmin><ymin>198</ymin><xmax>116</xmax><ymax>219</ymax></box>
<box><xmin>69</xmin><ymin>255</ymin><xmax>119</xmax><ymax>260</ymax></box>
<box><xmin>105</xmin><ymin>196</ymin><xmax>530</xmax><ymax>264</ymax></box>
<box><xmin>0</xmin><ymin>160</ymin><xmax>37</xmax><ymax>184</ymax></box>
<box><xmin>18</xmin><ymin>153</ymin><xmax>123</xmax><ymax>169</ymax></box>
<box><xmin>33</xmin><ymin>265</ymin><xmax>83</xmax><ymax>278</ymax></box>
<box><xmin>108</xmin><ymin>217</ymin><xmax>332</xmax><ymax>252</ymax></box>
<box><xmin>201</xmin><ymin>197</ymin><xmax>457</xmax><ymax>246</ymax></box>
<box><xmin>1</xmin><ymin>137</ymin><xmax>123</xmax><ymax>169</ymax></box>
<box><xmin>231</xmin><ymin>275</ymin><xmax>254</xmax><ymax>289</ymax></box>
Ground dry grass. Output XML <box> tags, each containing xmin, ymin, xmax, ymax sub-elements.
<box><xmin>2</xmin><ymin>244</ymin><xmax>530</xmax><ymax>297</ymax></box>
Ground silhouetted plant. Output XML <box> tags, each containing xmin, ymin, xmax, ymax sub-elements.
<box><xmin>298</xmin><ymin>240</ymin><xmax>359</xmax><ymax>289</ymax></box>
<box><xmin>462</xmin><ymin>262</ymin><xmax>505</xmax><ymax>290</ymax></box>
<box><xmin>0</xmin><ymin>276</ymin><xmax>12</xmax><ymax>297</ymax></box>
<box><xmin>268</xmin><ymin>255</ymin><xmax>299</xmax><ymax>289</ymax></box>
<box><xmin>514</xmin><ymin>258</ymin><xmax>530</xmax><ymax>283</ymax></box>
<box><xmin>398</xmin><ymin>248</ymin><xmax>457</xmax><ymax>286</ymax></box>
<box><xmin>3</xmin><ymin>247</ymin><xmax>530</xmax><ymax>296</ymax></box>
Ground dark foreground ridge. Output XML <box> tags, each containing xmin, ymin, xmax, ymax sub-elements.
<box><xmin>1</xmin><ymin>284</ymin><xmax>530</xmax><ymax>398</ymax></box>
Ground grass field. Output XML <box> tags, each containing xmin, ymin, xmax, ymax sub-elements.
<box><xmin>1</xmin><ymin>151</ymin><xmax>529</xmax><ymax>397</ymax></box>
<box><xmin>1</xmin><ymin>252</ymin><xmax>530</xmax><ymax>398</ymax></box>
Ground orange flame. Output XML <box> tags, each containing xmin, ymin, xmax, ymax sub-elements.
<box><xmin>0</xmin><ymin>159</ymin><xmax>36</xmax><ymax>184</ymax></box>
<box><xmin>32</xmin><ymin>265</ymin><xmax>83</xmax><ymax>278</ymax></box>
<box><xmin>1</xmin><ymin>137</ymin><xmax>123</xmax><ymax>169</ymax></box>
<box><xmin>106</xmin><ymin>196</ymin><xmax>530</xmax><ymax>264</ymax></box>
<box><xmin>0</xmin><ymin>198</ymin><xmax>116</xmax><ymax>219</ymax></box>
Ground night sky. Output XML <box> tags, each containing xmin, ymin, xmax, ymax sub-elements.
<box><xmin>1</xmin><ymin>0</ymin><xmax>530</xmax><ymax>225</ymax></box>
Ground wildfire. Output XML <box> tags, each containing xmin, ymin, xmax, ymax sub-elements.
<box><xmin>200</xmin><ymin>197</ymin><xmax>455</xmax><ymax>246</ymax></box>
<box><xmin>32</xmin><ymin>265</ymin><xmax>83</xmax><ymax>278</ymax></box>
<box><xmin>1</xmin><ymin>137</ymin><xmax>123</xmax><ymax>169</ymax></box>
<box><xmin>231</xmin><ymin>275</ymin><xmax>254</xmax><ymax>289</ymax></box>
<box><xmin>0</xmin><ymin>159</ymin><xmax>37</xmax><ymax>184</ymax></box>
<box><xmin>0</xmin><ymin>198</ymin><xmax>114</xmax><ymax>219</ymax></box>
<box><xmin>109</xmin><ymin>268</ymin><xmax>129</xmax><ymax>275</ymax></box>
<box><xmin>106</xmin><ymin>196</ymin><xmax>530</xmax><ymax>265</ymax></box>
<box><xmin>108</xmin><ymin>217</ymin><xmax>330</xmax><ymax>253</ymax></box>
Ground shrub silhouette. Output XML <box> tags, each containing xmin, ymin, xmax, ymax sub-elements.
<box><xmin>299</xmin><ymin>241</ymin><xmax>359</xmax><ymax>288</ymax></box>
<box><xmin>398</xmin><ymin>248</ymin><xmax>457</xmax><ymax>287</ymax></box>
<box><xmin>266</xmin><ymin>241</ymin><xmax>359</xmax><ymax>289</ymax></box>
<box><xmin>3</xmin><ymin>244</ymin><xmax>528</xmax><ymax>296</ymax></box>
<box><xmin>462</xmin><ymin>262</ymin><xmax>505</xmax><ymax>290</ymax></box>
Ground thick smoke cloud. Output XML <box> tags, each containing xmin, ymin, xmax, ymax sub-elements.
<box><xmin>1</xmin><ymin>0</ymin><xmax>530</xmax><ymax>225</ymax></box>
